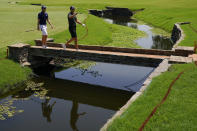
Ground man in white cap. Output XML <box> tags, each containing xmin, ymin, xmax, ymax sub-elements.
<box><xmin>37</xmin><ymin>5</ymin><xmax>54</xmax><ymax>48</ymax></box>
<box><xmin>62</xmin><ymin>6</ymin><xmax>86</xmax><ymax>50</ymax></box>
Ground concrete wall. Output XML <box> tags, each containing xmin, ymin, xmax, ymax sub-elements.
<box><xmin>89</xmin><ymin>7</ymin><xmax>133</xmax><ymax>18</ymax></box>
<box><xmin>171</xmin><ymin>24</ymin><xmax>182</xmax><ymax>44</ymax></box>
<box><xmin>171</xmin><ymin>22</ymin><xmax>190</xmax><ymax>48</ymax></box>
<box><xmin>8</xmin><ymin>43</ymin><xmax>30</xmax><ymax>64</ymax></box>
<box><xmin>29</xmin><ymin>46</ymin><xmax>162</xmax><ymax>67</ymax></box>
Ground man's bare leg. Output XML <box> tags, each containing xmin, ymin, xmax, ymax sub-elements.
<box><xmin>74</xmin><ymin>38</ymin><xmax>78</xmax><ymax>50</ymax></box>
<box><xmin>42</xmin><ymin>35</ymin><xmax>45</xmax><ymax>46</ymax></box>
<box><xmin>44</xmin><ymin>35</ymin><xmax>48</xmax><ymax>46</ymax></box>
<box><xmin>42</xmin><ymin>35</ymin><xmax>48</xmax><ymax>48</ymax></box>
<box><xmin>62</xmin><ymin>38</ymin><xmax>75</xmax><ymax>50</ymax></box>
<box><xmin>66</xmin><ymin>38</ymin><xmax>75</xmax><ymax>46</ymax></box>
<box><xmin>45</xmin><ymin>35</ymin><xmax>48</xmax><ymax>45</ymax></box>
<box><xmin>62</xmin><ymin>38</ymin><xmax>78</xmax><ymax>50</ymax></box>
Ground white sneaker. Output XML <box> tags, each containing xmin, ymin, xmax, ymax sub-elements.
<box><xmin>42</xmin><ymin>45</ymin><xmax>48</xmax><ymax>48</ymax></box>
<box><xmin>62</xmin><ymin>44</ymin><xmax>66</xmax><ymax>50</ymax></box>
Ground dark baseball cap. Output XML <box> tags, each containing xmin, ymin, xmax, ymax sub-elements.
<box><xmin>41</xmin><ymin>5</ymin><xmax>47</xmax><ymax>9</ymax></box>
<box><xmin>70</xmin><ymin>6</ymin><xmax>75</xmax><ymax>10</ymax></box>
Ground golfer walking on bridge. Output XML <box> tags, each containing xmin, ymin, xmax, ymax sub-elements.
<box><xmin>62</xmin><ymin>6</ymin><xmax>86</xmax><ymax>50</ymax></box>
<box><xmin>37</xmin><ymin>5</ymin><xmax>53</xmax><ymax>48</ymax></box>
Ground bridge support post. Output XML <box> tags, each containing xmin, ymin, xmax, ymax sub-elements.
<box><xmin>8</xmin><ymin>43</ymin><xmax>52</xmax><ymax>67</ymax></box>
<box><xmin>8</xmin><ymin>43</ymin><xmax>30</xmax><ymax>64</ymax></box>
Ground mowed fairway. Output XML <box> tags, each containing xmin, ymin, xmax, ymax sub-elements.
<box><xmin>0</xmin><ymin>0</ymin><xmax>86</xmax><ymax>49</ymax></box>
<box><xmin>1</xmin><ymin>0</ymin><xmax>197</xmax><ymax>49</ymax></box>
<box><xmin>107</xmin><ymin>63</ymin><xmax>197</xmax><ymax>131</ymax></box>
<box><xmin>51</xmin><ymin>15</ymin><xmax>144</xmax><ymax>48</ymax></box>
<box><xmin>18</xmin><ymin>0</ymin><xmax>197</xmax><ymax>46</ymax></box>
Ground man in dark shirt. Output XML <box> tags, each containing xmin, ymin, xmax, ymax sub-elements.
<box><xmin>62</xmin><ymin>6</ymin><xmax>85</xmax><ymax>50</ymax></box>
<box><xmin>37</xmin><ymin>5</ymin><xmax>53</xmax><ymax>48</ymax></box>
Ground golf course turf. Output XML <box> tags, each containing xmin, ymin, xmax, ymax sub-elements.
<box><xmin>51</xmin><ymin>15</ymin><xmax>145</xmax><ymax>48</ymax></box>
<box><xmin>18</xmin><ymin>0</ymin><xmax>197</xmax><ymax>46</ymax></box>
<box><xmin>0</xmin><ymin>0</ymin><xmax>197</xmax><ymax>130</ymax></box>
<box><xmin>107</xmin><ymin>63</ymin><xmax>197</xmax><ymax>131</ymax></box>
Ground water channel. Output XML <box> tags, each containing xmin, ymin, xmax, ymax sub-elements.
<box><xmin>104</xmin><ymin>18</ymin><xmax>174</xmax><ymax>50</ymax></box>
<box><xmin>0</xmin><ymin>60</ymin><xmax>160</xmax><ymax>131</ymax></box>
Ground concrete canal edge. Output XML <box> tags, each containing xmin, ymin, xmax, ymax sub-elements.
<box><xmin>101</xmin><ymin>59</ymin><xmax>171</xmax><ymax>131</ymax></box>
<box><xmin>171</xmin><ymin>23</ymin><xmax>184</xmax><ymax>48</ymax></box>
<box><xmin>172</xmin><ymin>22</ymin><xmax>190</xmax><ymax>49</ymax></box>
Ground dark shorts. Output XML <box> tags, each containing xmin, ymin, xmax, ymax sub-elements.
<box><xmin>69</xmin><ymin>26</ymin><xmax>77</xmax><ymax>38</ymax></box>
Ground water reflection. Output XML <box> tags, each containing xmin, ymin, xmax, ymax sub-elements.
<box><xmin>105</xmin><ymin>18</ymin><xmax>137</xmax><ymax>27</ymax></box>
<box><xmin>41</xmin><ymin>98</ymin><xmax>56</xmax><ymax>123</ymax></box>
<box><xmin>0</xmin><ymin>77</ymin><xmax>133</xmax><ymax>131</ymax></box>
<box><xmin>151</xmin><ymin>35</ymin><xmax>174</xmax><ymax>50</ymax></box>
<box><xmin>70</xmin><ymin>100</ymin><xmax>86</xmax><ymax>131</ymax></box>
<box><xmin>0</xmin><ymin>60</ymin><xmax>159</xmax><ymax>131</ymax></box>
<box><xmin>43</xmin><ymin>77</ymin><xmax>133</xmax><ymax>110</ymax></box>
<box><xmin>74</xmin><ymin>62</ymin><xmax>102</xmax><ymax>78</ymax></box>
<box><xmin>55</xmin><ymin>61</ymin><xmax>155</xmax><ymax>92</ymax></box>
<box><xmin>104</xmin><ymin>18</ymin><xmax>174</xmax><ymax>50</ymax></box>
<box><xmin>0</xmin><ymin>98</ymin><xmax>24</xmax><ymax>120</ymax></box>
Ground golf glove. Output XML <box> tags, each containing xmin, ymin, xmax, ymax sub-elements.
<box><xmin>82</xmin><ymin>24</ymin><xmax>86</xmax><ymax>27</ymax></box>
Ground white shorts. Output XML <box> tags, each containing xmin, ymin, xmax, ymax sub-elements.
<box><xmin>40</xmin><ymin>25</ymin><xmax>48</xmax><ymax>36</ymax></box>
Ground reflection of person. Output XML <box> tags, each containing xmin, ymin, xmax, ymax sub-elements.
<box><xmin>62</xmin><ymin>6</ymin><xmax>86</xmax><ymax>50</ymax></box>
<box><xmin>70</xmin><ymin>101</ymin><xmax>86</xmax><ymax>131</ymax></box>
<box><xmin>37</xmin><ymin>5</ymin><xmax>54</xmax><ymax>48</ymax></box>
<box><xmin>41</xmin><ymin>98</ymin><xmax>56</xmax><ymax>122</ymax></box>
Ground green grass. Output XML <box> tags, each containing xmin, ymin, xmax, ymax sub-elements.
<box><xmin>52</xmin><ymin>15</ymin><xmax>144</xmax><ymax>48</ymax></box>
<box><xmin>0</xmin><ymin>0</ymin><xmax>86</xmax><ymax>94</ymax></box>
<box><xmin>52</xmin><ymin>15</ymin><xmax>112</xmax><ymax>46</ymax></box>
<box><xmin>17</xmin><ymin>0</ymin><xmax>197</xmax><ymax>47</ymax></box>
<box><xmin>134</xmin><ymin>7</ymin><xmax>197</xmax><ymax>46</ymax></box>
<box><xmin>0</xmin><ymin>0</ymin><xmax>86</xmax><ymax>48</ymax></box>
<box><xmin>179</xmin><ymin>24</ymin><xmax>197</xmax><ymax>47</ymax></box>
<box><xmin>0</xmin><ymin>47</ymin><xmax>6</xmax><ymax>59</ymax></box>
<box><xmin>0</xmin><ymin>60</ymin><xmax>31</xmax><ymax>92</ymax></box>
<box><xmin>107</xmin><ymin>63</ymin><xmax>197</xmax><ymax>131</ymax></box>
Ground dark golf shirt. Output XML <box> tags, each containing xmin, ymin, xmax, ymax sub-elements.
<box><xmin>68</xmin><ymin>12</ymin><xmax>77</xmax><ymax>27</ymax></box>
<box><xmin>38</xmin><ymin>12</ymin><xmax>48</xmax><ymax>25</ymax></box>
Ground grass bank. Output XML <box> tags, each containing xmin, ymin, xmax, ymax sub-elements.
<box><xmin>52</xmin><ymin>15</ymin><xmax>144</xmax><ymax>48</ymax></box>
<box><xmin>0</xmin><ymin>0</ymin><xmax>86</xmax><ymax>94</ymax></box>
<box><xmin>0</xmin><ymin>60</ymin><xmax>31</xmax><ymax>94</ymax></box>
<box><xmin>19</xmin><ymin>0</ymin><xmax>197</xmax><ymax>47</ymax></box>
<box><xmin>107</xmin><ymin>63</ymin><xmax>197</xmax><ymax>131</ymax></box>
<box><xmin>0</xmin><ymin>47</ymin><xmax>31</xmax><ymax>95</ymax></box>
